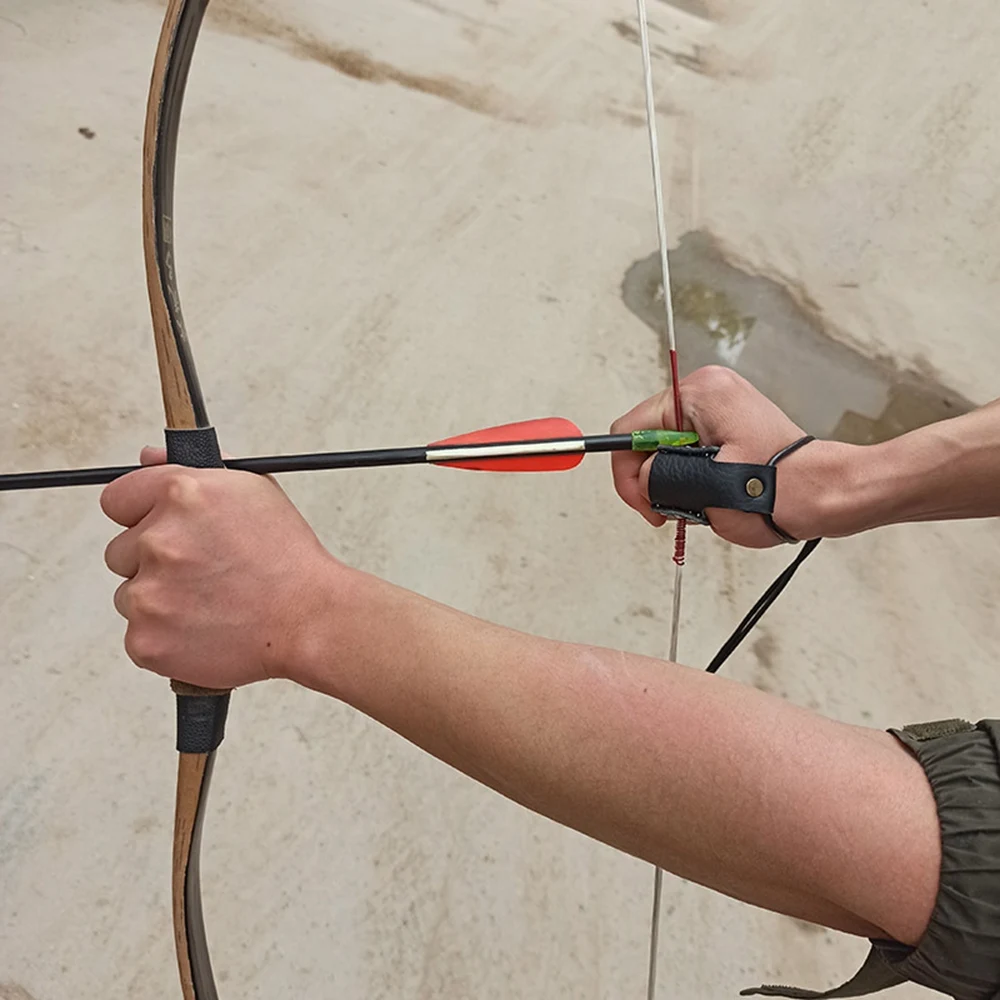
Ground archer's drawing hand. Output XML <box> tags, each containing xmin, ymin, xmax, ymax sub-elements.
<box><xmin>101</xmin><ymin>452</ymin><xmax>337</xmax><ymax>689</ymax></box>
<box><xmin>611</xmin><ymin>366</ymin><xmax>826</xmax><ymax>547</ymax></box>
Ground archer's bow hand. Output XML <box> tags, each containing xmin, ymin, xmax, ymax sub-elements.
<box><xmin>101</xmin><ymin>462</ymin><xmax>337</xmax><ymax>690</ymax></box>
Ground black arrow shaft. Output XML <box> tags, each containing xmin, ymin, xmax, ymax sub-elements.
<box><xmin>0</xmin><ymin>435</ymin><xmax>641</xmax><ymax>493</ymax></box>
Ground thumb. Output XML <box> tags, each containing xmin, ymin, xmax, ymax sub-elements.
<box><xmin>140</xmin><ymin>445</ymin><xmax>167</xmax><ymax>467</ymax></box>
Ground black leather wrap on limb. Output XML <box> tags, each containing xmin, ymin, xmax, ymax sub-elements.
<box><xmin>165</xmin><ymin>426</ymin><xmax>231</xmax><ymax>756</ymax></box>
<box><xmin>648</xmin><ymin>446</ymin><xmax>777</xmax><ymax>526</ymax></box>
<box><xmin>166</xmin><ymin>427</ymin><xmax>225</xmax><ymax>472</ymax></box>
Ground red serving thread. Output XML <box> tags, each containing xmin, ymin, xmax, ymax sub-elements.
<box><xmin>667</xmin><ymin>348</ymin><xmax>687</xmax><ymax>566</ymax></box>
<box><xmin>668</xmin><ymin>349</ymin><xmax>684</xmax><ymax>431</ymax></box>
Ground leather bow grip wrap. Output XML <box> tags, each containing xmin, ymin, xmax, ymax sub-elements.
<box><xmin>164</xmin><ymin>428</ymin><xmax>232</xmax><ymax>753</ymax></box>
<box><xmin>648</xmin><ymin>446</ymin><xmax>777</xmax><ymax>526</ymax></box>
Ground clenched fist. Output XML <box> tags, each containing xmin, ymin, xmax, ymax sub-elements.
<box><xmin>102</xmin><ymin>449</ymin><xmax>338</xmax><ymax>689</ymax></box>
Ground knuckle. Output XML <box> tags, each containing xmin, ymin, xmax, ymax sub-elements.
<box><xmin>690</xmin><ymin>364</ymin><xmax>736</xmax><ymax>392</ymax></box>
<box><xmin>127</xmin><ymin>583</ymin><xmax>164</xmax><ymax>622</ymax></box>
<box><xmin>153</xmin><ymin>536</ymin><xmax>186</xmax><ymax>569</ymax></box>
<box><xmin>136</xmin><ymin>527</ymin><xmax>186</xmax><ymax>569</ymax></box>
<box><xmin>124</xmin><ymin>627</ymin><xmax>163</xmax><ymax>669</ymax></box>
<box><xmin>164</xmin><ymin>472</ymin><xmax>204</xmax><ymax>510</ymax></box>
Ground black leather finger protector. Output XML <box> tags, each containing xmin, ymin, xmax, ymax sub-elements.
<box><xmin>165</xmin><ymin>426</ymin><xmax>225</xmax><ymax>469</ymax></box>
<box><xmin>648</xmin><ymin>446</ymin><xmax>777</xmax><ymax>524</ymax></box>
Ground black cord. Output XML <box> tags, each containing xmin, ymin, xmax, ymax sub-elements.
<box><xmin>763</xmin><ymin>434</ymin><xmax>815</xmax><ymax>544</ymax></box>
<box><xmin>705</xmin><ymin>434</ymin><xmax>821</xmax><ymax>675</ymax></box>
<box><xmin>705</xmin><ymin>538</ymin><xmax>820</xmax><ymax>673</ymax></box>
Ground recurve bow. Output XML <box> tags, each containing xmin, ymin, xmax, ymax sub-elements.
<box><xmin>142</xmin><ymin>1</ymin><xmax>228</xmax><ymax>996</ymax></box>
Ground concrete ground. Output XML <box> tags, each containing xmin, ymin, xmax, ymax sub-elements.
<box><xmin>2</xmin><ymin>0</ymin><xmax>999</xmax><ymax>997</ymax></box>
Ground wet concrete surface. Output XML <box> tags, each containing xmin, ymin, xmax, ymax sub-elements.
<box><xmin>622</xmin><ymin>231</ymin><xmax>974</xmax><ymax>444</ymax></box>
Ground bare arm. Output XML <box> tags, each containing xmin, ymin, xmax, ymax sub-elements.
<box><xmin>784</xmin><ymin>397</ymin><xmax>1000</xmax><ymax>539</ymax></box>
<box><xmin>298</xmin><ymin>565</ymin><xmax>939</xmax><ymax>947</ymax></box>
<box><xmin>99</xmin><ymin>459</ymin><xmax>939</xmax><ymax>950</ymax></box>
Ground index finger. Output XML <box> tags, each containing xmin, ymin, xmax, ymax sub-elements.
<box><xmin>609</xmin><ymin>392</ymin><xmax>679</xmax><ymax>526</ymax></box>
<box><xmin>609</xmin><ymin>391</ymin><xmax>680</xmax><ymax>436</ymax></box>
<box><xmin>100</xmin><ymin>464</ymin><xmax>186</xmax><ymax>529</ymax></box>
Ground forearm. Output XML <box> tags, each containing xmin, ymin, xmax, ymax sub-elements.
<box><xmin>296</xmin><ymin>564</ymin><xmax>938</xmax><ymax>946</ymax></box>
<box><xmin>780</xmin><ymin>399</ymin><xmax>1000</xmax><ymax>539</ymax></box>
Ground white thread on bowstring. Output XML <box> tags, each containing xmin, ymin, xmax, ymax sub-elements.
<box><xmin>632</xmin><ymin>2</ymin><xmax>685</xmax><ymax>998</ymax></box>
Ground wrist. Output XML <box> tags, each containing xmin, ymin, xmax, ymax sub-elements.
<box><xmin>267</xmin><ymin>553</ymin><xmax>367</xmax><ymax>694</ymax></box>
<box><xmin>281</xmin><ymin>558</ymin><xmax>431</xmax><ymax>709</ymax></box>
<box><xmin>775</xmin><ymin>439</ymin><xmax>885</xmax><ymax>540</ymax></box>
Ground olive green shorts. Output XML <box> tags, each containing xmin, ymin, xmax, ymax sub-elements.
<box><xmin>743</xmin><ymin>718</ymin><xmax>1000</xmax><ymax>1000</ymax></box>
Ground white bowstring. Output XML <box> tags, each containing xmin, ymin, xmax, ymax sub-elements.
<box><xmin>634</xmin><ymin>0</ymin><xmax>679</xmax><ymax>358</ymax></box>
<box><xmin>632</xmin><ymin>2</ymin><xmax>683</xmax><ymax>997</ymax></box>
<box><xmin>647</xmin><ymin>559</ymin><xmax>683</xmax><ymax>1000</ymax></box>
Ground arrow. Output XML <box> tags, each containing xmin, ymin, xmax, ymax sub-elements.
<box><xmin>0</xmin><ymin>419</ymin><xmax>699</xmax><ymax>492</ymax></box>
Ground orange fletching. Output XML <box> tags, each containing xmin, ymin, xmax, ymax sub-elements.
<box><xmin>430</xmin><ymin>417</ymin><xmax>585</xmax><ymax>472</ymax></box>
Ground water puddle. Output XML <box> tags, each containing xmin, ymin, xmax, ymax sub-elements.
<box><xmin>621</xmin><ymin>231</ymin><xmax>973</xmax><ymax>443</ymax></box>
